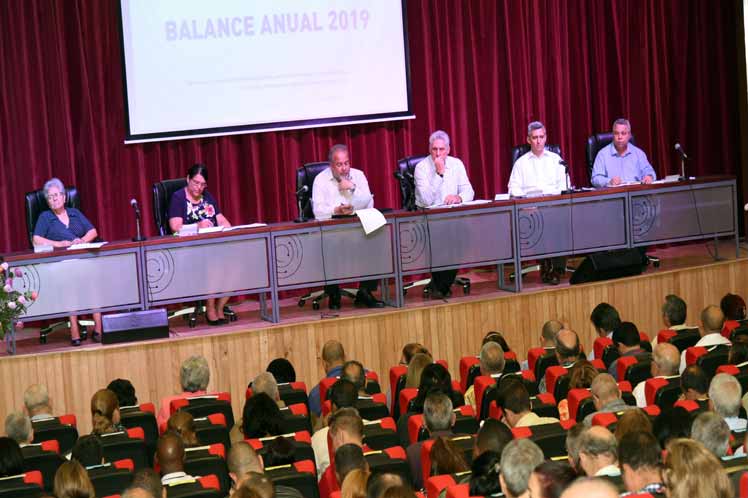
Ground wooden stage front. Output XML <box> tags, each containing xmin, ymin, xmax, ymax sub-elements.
<box><xmin>1</xmin><ymin>240</ymin><xmax>746</xmax><ymax>433</ymax></box>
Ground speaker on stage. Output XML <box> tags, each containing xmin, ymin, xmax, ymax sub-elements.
<box><xmin>569</xmin><ymin>249</ymin><xmax>645</xmax><ymax>285</ymax></box>
<box><xmin>102</xmin><ymin>309</ymin><xmax>169</xmax><ymax>344</ymax></box>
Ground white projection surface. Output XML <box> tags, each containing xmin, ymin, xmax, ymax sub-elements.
<box><xmin>119</xmin><ymin>0</ymin><xmax>412</xmax><ymax>143</ymax></box>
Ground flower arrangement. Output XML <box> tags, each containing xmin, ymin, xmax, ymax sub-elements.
<box><xmin>0</xmin><ymin>260</ymin><xmax>37</xmax><ymax>339</ymax></box>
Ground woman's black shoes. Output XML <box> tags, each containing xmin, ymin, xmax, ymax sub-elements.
<box><xmin>71</xmin><ymin>338</ymin><xmax>82</xmax><ymax>347</ymax></box>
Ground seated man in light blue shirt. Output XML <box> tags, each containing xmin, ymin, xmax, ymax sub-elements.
<box><xmin>591</xmin><ymin>118</ymin><xmax>656</xmax><ymax>188</ymax></box>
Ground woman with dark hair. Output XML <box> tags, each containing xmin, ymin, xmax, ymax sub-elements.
<box><xmin>71</xmin><ymin>435</ymin><xmax>105</xmax><ymax>467</ymax></box>
<box><xmin>721</xmin><ymin>293</ymin><xmax>747</xmax><ymax>321</ymax></box>
<box><xmin>482</xmin><ymin>331</ymin><xmax>511</xmax><ymax>352</ymax></box>
<box><xmin>0</xmin><ymin>437</ymin><xmax>24</xmax><ymax>477</ymax></box>
<box><xmin>262</xmin><ymin>436</ymin><xmax>296</xmax><ymax>467</ymax></box>
<box><xmin>527</xmin><ymin>461</ymin><xmax>577</xmax><ymax>498</ymax></box>
<box><xmin>90</xmin><ymin>389</ymin><xmax>123</xmax><ymax>435</ymax></box>
<box><xmin>652</xmin><ymin>406</ymin><xmax>691</xmax><ymax>449</ymax></box>
<box><xmin>107</xmin><ymin>378</ymin><xmax>138</xmax><ymax>407</ymax></box>
<box><xmin>429</xmin><ymin>436</ymin><xmax>468</xmax><ymax>477</ymax></box>
<box><xmin>241</xmin><ymin>392</ymin><xmax>283</xmax><ymax>438</ymax></box>
<box><xmin>729</xmin><ymin>342</ymin><xmax>748</xmax><ymax>365</ymax></box>
<box><xmin>266</xmin><ymin>358</ymin><xmax>296</xmax><ymax>384</ymax></box>
<box><xmin>168</xmin><ymin>163</ymin><xmax>232</xmax><ymax>325</ymax></box>
<box><xmin>468</xmin><ymin>450</ymin><xmax>501</xmax><ymax>497</ymax></box>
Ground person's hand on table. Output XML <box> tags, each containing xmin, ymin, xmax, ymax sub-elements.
<box><xmin>197</xmin><ymin>219</ymin><xmax>213</xmax><ymax>229</ymax></box>
<box><xmin>444</xmin><ymin>195</ymin><xmax>462</xmax><ymax>205</ymax></box>
<box><xmin>334</xmin><ymin>204</ymin><xmax>354</xmax><ymax>215</ymax></box>
<box><xmin>609</xmin><ymin>176</ymin><xmax>622</xmax><ymax>186</ymax></box>
<box><xmin>642</xmin><ymin>175</ymin><xmax>654</xmax><ymax>184</ymax></box>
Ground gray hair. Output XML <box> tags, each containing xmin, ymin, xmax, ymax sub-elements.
<box><xmin>43</xmin><ymin>178</ymin><xmax>65</xmax><ymax>198</ymax></box>
<box><xmin>428</xmin><ymin>130</ymin><xmax>451</xmax><ymax>148</ymax></box>
<box><xmin>527</xmin><ymin>121</ymin><xmax>545</xmax><ymax>136</ymax></box>
<box><xmin>565</xmin><ymin>423</ymin><xmax>587</xmax><ymax>467</ymax></box>
<box><xmin>578</xmin><ymin>427</ymin><xmax>617</xmax><ymax>459</ymax></box>
<box><xmin>612</xmin><ymin>118</ymin><xmax>631</xmax><ymax>131</ymax></box>
<box><xmin>252</xmin><ymin>372</ymin><xmax>279</xmax><ymax>401</ymax></box>
<box><xmin>500</xmin><ymin>439</ymin><xmax>544</xmax><ymax>497</ymax></box>
<box><xmin>180</xmin><ymin>355</ymin><xmax>210</xmax><ymax>392</ymax></box>
<box><xmin>479</xmin><ymin>341</ymin><xmax>505</xmax><ymax>375</ymax></box>
<box><xmin>423</xmin><ymin>393</ymin><xmax>453</xmax><ymax>432</ymax></box>
<box><xmin>652</xmin><ymin>344</ymin><xmax>680</xmax><ymax>376</ymax></box>
<box><xmin>328</xmin><ymin>144</ymin><xmax>349</xmax><ymax>164</ymax></box>
<box><xmin>691</xmin><ymin>411</ymin><xmax>730</xmax><ymax>458</ymax></box>
<box><xmin>4</xmin><ymin>412</ymin><xmax>32</xmax><ymax>444</ymax></box>
<box><xmin>709</xmin><ymin>373</ymin><xmax>742</xmax><ymax>418</ymax></box>
<box><xmin>24</xmin><ymin>384</ymin><xmax>50</xmax><ymax>413</ymax></box>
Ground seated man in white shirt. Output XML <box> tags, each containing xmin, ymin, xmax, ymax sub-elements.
<box><xmin>709</xmin><ymin>373</ymin><xmax>747</xmax><ymax>432</ymax></box>
<box><xmin>311</xmin><ymin>144</ymin><xmax>384</xmax><ymax>310</ymax></box>
<box><xmin>414</xmin><ymin>130</ymin><xmax>475</xmax><ymax>298</ymax></box>
<box><xmin>679</xmin><ymin>305</ymin><xmax>731</xmax><ymax>373</ymax></box>
<box><xmin>632</xmin><ymin>342</ymin><xmax>680</xmax><ymax>407</ymax></box>
<box><xmin>508</xmin><ymin>122</ymin><xmax>569</xmax><ymax>285</ymax></box>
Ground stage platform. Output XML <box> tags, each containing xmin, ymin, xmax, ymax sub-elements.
<box><xmin>1</xmin><ymin>239</ymin><xmax>746</xmax><ymax>433</ymax></box>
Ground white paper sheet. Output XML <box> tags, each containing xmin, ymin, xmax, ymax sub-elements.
<box><xmin>197</xmin><ymin>226</ymin><xmax>224</xmax><ymax>234</ymax></box>
<box><xmin>224</xmin><ymin>223</ymin><xmax>268</xmax><ymax>231</ymax></box>
<box><xmin>355</xmin><ymin>208</ymin><xmax>387</xmax><ymax>235</ymax></box>
<box><xmin>67</xmin><ymin>242</ymin><xmax>108</xmax><ymax>250</ymax></box>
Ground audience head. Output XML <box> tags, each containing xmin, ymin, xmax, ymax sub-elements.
<box><xmin>342</xmin><ymin>360</ymin><xmax>366</xmax><ymax>393</ymax></box>
<box><xmin>652</xmin><ymin>342</ymin><xmax>680</xmax><ymax>376</ymax></box>
<box><xmin>4</xmin><ymin>411</ymin><xmax>32</xmax><ymax>444</ymax></box>
<box><xmin>709</xmin><ymin>373</ymin><xmax>742</xmax><ymax>418</ymax></box>
<box><xmin>322</xmin><ymin>340</ymin><xmax>346</xmax><ymax>371</ymax></box>
<box><xmin>614</xmin><ymin>409</ymin><xmax>652</xmax><ymax>442</ymax></box>
<box><xmin>590</xmin><ymin>303</ymin><xmax>621</xmax><ymax>336</ymax></box>
<box><xmin>590</xmin><ymin>374</ymin><xmax>620</xmax><ymax>409</ymax></box>
<box><xmin>483</xmin><ymin>331</ymin><xmax>511</xmax><ymax>352</ymax></box>
<box><xmin>555</xmin><ymin>329</ymin><xmax>581</xmax><ymax>363</ymax></box>
<box><xmin>541</xmin><ymin>320</ymin><xmax>563</xmax><ymax>346</ymax></box>
<box><xmin>652</xmin><ymin>406</ymin><xmax>691</xmax><ymax>448</ymax></box>
<box><xmin>468</xmin><ymin>450</ymin><xmax>501</xmax><ymax>496</ymax></box>
<box><xmin>559</xmin><ymin>477</ymin><xmax>619</xmax><ymax>498</ymax></box>
<box><xmin>527</xmin><ymin>461</ymin><xmax>577</xmax><ymax>498</ymax></box>
<box><xmin>263</xmin><ymin>435</ymin><xmax>295</xmax><ymax>467</ymax></box>
<box><xmin>330</xmin><ymin>379</ymin><xmax>358</xmax><ymax>410</ymax></box>
<box><xmin>720</xmin><ymin>293</ymin><xmax>747</xmax><ymax>321</ymax></box>
<box><xmin>23</xmin><ymin>384</ymin><xmax>51</xmax><ymax>416</ymax></box>
<box><xmin>663</xmin><ymin>438</ymin><xmax>732</xmax><ymax>498</ymax></box>
<box><xmin>90</xmin><ymin>388</ymin><xmax>120</xmax><ymax>435</ymax></box>
<box><xmin>54</xmin><ymin>460</ymin><xmax>96</xmax><ymax>498</ymax></box>
<box><xmin>126</xmin><ymin>468</ymin><xmax>162</xmax><ymax>498</ymax></box>
<box><xmin>241</xmin><ymin>392</ymin><xmax>282</xmax><ymax>438</ymax></box>
<box><xmin>71</xmin><ymin>434</ymin><xmax>104</xmax><ymax>467</ymax></box>
<box><xmin>577</xmin><ymin>425</ymin><xmax>617</xmax><ymax>476</ymax></box>
<box><xmin>729</xmin><ymin>342</ymin><xmax>748</xmax><ymax>365</ymax></box>
<box><xmin>227</xmin><ymin>441</ymin><xmax>263</xmax><ymax>488</ymax></box>
<box><xmin>499</xmin><ymin>439</ymin><xmax>544</xmax><ymax>498</ymax></box>
<box><xmin>252</xmin><ymin>372</ymin><xmax>280</xmax><ymax>403</ymax></box>
<box><xmin>474</xmin><ymin>418</ymin><xmax>513</xmax><ymax>458</ymax></box>
<box><xmin>380</xmin><ymin>485</ymin><xmax>417</xmax><ymax>498</ymax></box>
<box><xmin>564</xmin><ymin>423</ymin><xmax>586</xmax><ymax>471</ymax></box>
<box><xmin>498</xmin><ymin>378</ymin><xmax>531</xmax><ymax>427</ymax></box>
<box><xmin>0</xmin><ymin>437</ymin><xmax>24</xmax><ymax>477</ymax></box>
<box><xmin>156</xmin><ymin>432</ymin><xmax>185</xmax><ymax>476</ymax></box>
<box><xmin>611</xmin><ymin>322</ymin><xmax>640</xmax><ymax>352</ymax></box>
<box><xmin>700</xmin><ymin>305</ymin><xmax>725</xmax><ymax>335</ymax></box>
<box><xmin>329</xmin><ymin>407</ymin><xmax>364</xmax><ymax>450</ymax></box>
<box><xmin>400</xmin><ymin>342</ymin><xmax>429</xmax><ymax>365</ymax></box>
<box><xmin>413</xmin><ymin>363</ymin><xmax>454</xmax><ymax>410</ymax></box>
<box><xmin>567</xmin><ymin>360</ymin><xmax>598</xmax><ymax>391</ymax></box>
<box><xmin>180</xmin><ymin>355</ymin><xmax>210</xmax><ymax>392</ymax></box>
<box><xmin>691</xmin><ymin>411</ymin><xmax>730</xmax><ymax>457</ymax></box>
<box><xmin>423</xmin><ymin>393</ymin><xmax>454</xmax><ymax>433</ymax></box>
<box><xmin>366</xmin><ymin>471</ymin><xmax>406</xmax><ymax>498</ymax></box>
<box><xmin>430</xmin><ymin>436</ymin><xmax>468</xmax><ymax>476</ymax></box>
<box><xmin>479</xmin><ymin>341</ymin><xmax>505</xmax><ymax>375</ymax></box>
<box><xmin>341</xmin><ymin>468</ymin><xmax>370</xmax><ymax>498</ymax></box>
<box><xmin>405</xmin><ymin>352</ymin><xmax>433</xmax><ymax>389</ymax></box>
<box><xmin>617</xmin><ymin>430</ymin><xmax>662</xmax><ymax>492</ymax></box>
<box><xmin>266</xmin><ymin>358</ymin><xmax>296</xmax><ymax>383</ymax></box>
<box><xmin>662</xmin><ymin>294</ymin><xmax>687</xmax><ymax>327</ymax></box>
<box><xmin>122</xmin><ymin>488</ymin><xmax>157</xmax><ymax>498</ymax></box>
<box><xmin>167</xmin><ymin>411</ymin><xmax>199</xmax><ymax>447</ymax></box>
<box><xmin>241</xmin><ymin>472</ymin><xmax>275</xmax><ymax>498</ymax></box>
<box><xmin>107</xmin><ymin>378</ymin><xmax>138</xmax><ymax>407</ymax></box>
<box><xmin>680</xmin><ymin>364</ymin><xmax>709</xmax><ymax>399</ymax></box>
<box><xmin>335</xmin><ymin>443</ymin><xmax>368</xmax><ymax>485</ymax></box>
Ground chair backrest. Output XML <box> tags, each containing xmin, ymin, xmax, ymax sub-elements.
<box><xmin>31</xmin><ymin>417</ymin><xmax>79</xmax><ymax>455</ymax></box>
<box><xmin>534</xmin><ymin>353</ymin><xmax>559</xmax><ymax>385</ymax></box>
<box><xmin>163</xmin><ymin>474</ymin><xmax>222</xmax><ymax>498</ymax></box>
<box><xmin>0</xmin><ymin>471</ymin><xmax>43</xmax><ymax>498</ymax></box>
<box><xmin>171</xmin><ymin>394</ymin><xmax>234</xmax><ymax>429</ymax></box>
<box><xmin>152</xmin><ymin>178</ymin><xmax>188</xmax><ymax>235</ymax></box>
<box><xmin>668</xmin><ymin>329</ymin><xmax>702</xmax><ymax>352</ymax></box>
<box><xmin>20</xmin><ymin>444</ymin><xmax>65</xmax><ymax>492</ymax></box>
<box><xmin>100</xmin><ymin>429</ymin><xmax>150</xmax><ymax>469</ymax></box>
<box><xmin>510</xmin><ymin>144</ymin><xmax>562</xmax><ymax>165</ymax></box>
<box><xmin>87</xmin><ymin>461</ymin><xmax>134</xmax><ymax>498</ymax></box>
<box><xmin>247</xmin><ymin>432</ymin><xmax>315</xmax><ymax>464</ymax></box>
<box><xmin>295</xmin><ymin>162</ymin><xmax>330</xmax><ymax>221</ymax></box>
<box><xmin>184</xmin><ymin>445</ymin><xmax>231</xmax><ymax>497</ymax></box>
<box><xmin>511</xmin><ymin>421</ymin><xmax>573</xmax><ymax>459</ymax></box>
<box><xmin>585</xmin><ymin>133</ymin><xmax>636</xmax><ymax>183</ymax></box>
<box><xmin>265</xmin><ymin>460</ymin><xmax>319</xmax><ymax>498</ymax></box>
<box><xmin>119</xmin><ymin>404</ymin><xmax>158</xmax><ymax>458</ymax></box>
<box><xmin>362</xmin><ymin>418</ymin><xmax>400</xmax><ymax>450</ymax></box>
<box><xmin>24</xmin><ymin>187</ymin><xmax>80</xmax><ymax>248</ymax></box>
<box><xmin>394</xmin><ymin>155</ymin><xmax>426</xmax><ymax>210</ymax></box>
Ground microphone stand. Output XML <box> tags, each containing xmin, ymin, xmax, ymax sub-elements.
<box><xmin>294</xmin><ymin>188</ymin><xmax>308</xmax><ymax>223</ymax></box>
<box><xmin>132</xmin><ymin>206</ymin><xmax>145</xmax><ymax>242</ymax></box>
<box><xmin>560</xmin><ymin>161</ymin><xmax>572</xmax><ymax>195</ymax></box>
<box><xmin>679</xmin><ymin>156</ymin><xmax>686</xmax><ymax>181</ymax></box>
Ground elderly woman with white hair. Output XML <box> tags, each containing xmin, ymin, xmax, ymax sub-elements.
<box><xmin>32</xmin><ymin>177</ymin><xmax>102</xmax><ymax>346</ymax></box>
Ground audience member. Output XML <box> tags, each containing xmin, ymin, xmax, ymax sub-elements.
<box><xmin>54</xmin><ymin>460</ymin><xmax>96</xmax><ymax>498</ymax></box>
<box><xmin>663</xmin><ymin>439</ymin><xmax>732</xmax><ymax>498</ymax></box>
<box><xmin>467</xmin><ymin>450</ymin><xmax>501</xmax><ymax>496</ymax></box>
<box><xmin>652</xmin><ymin>406</ymin><xmax>691</xmax><ymax>449</ymax></box>
<box><xmin>71</xmin><ymin>434</ymin><xmax>104</xmax><ymax>466</ymax></box>
<box><xmin>618</xmin><ymin>430</ymin><xmax>664</xmax><ymax>495</ymax></box>
<box><xmin>564</xmin><ymin>423</ymin><xmax>586</xmax><ymax>472</ymax></box>
<box><xmin>590</xmin><ymin>303</ymin><xmax>622</xmax><ymax>341</ymax></box>
<box><xmin>465</xmin><ymin>341</ymin><xmax>505</xmax><ymax>409</ymax></box>
<box><xmin>679</xmin><ymin>305</ymin><xmax>730</xmax><ymax>373</ymax></box>
<box><xmin>90</xmin><ymin>388</ymin><xmax>122</xmax><ymax>435</ymax></box>
<box><xmin>156</xmin><ymin>432</ymin><xmax>192</xmax><ymax>485</ymax></box>
<box><xmin>632</xmin><ymin>342</ymin><xmax>680</xmax><ymax>407</ymax></box>
<box><xmin>0</xmin><ymin>437</ymin><xmax>24</xmax><ymax>477</ymax></box>
<box><xmin>483</xmin><ymin>331</ymin><xmax>512</xmax><ymax>352</ymax></box>
<box><xmin>227</xmin><ymin>442</ymin><xmax>303</xmax><ymax>498</ymax></box>
<box><xmin>720</xmin><ymin>293</ymin><xmax>747</xmax><ymax>322</ymax></box>
<box><xmin>429</xmin><ymin>436</ymin><xmax>468</xmax><ymax>477</ymax></box>
<box><xmin>557</xmin><ymin>361</ymin><xmax>598</xmax><ymax>420</ymax></box>
<box><xmin>499</xmin><ymin>439</ymin><xmax>544</xmax><ymax>498</ymax></box>
<box><xmin>541</xmin><ymin>320</ymin><xmax>564</xmax><ymax>348</ymax></box>
<box><xmin>122</xmin><ymin>487</ymin><xmax>157</xmax><ymax>498</ymax></box>
<box><xmin>680</xmin><ymin>364</ymin><xmax>709</xmax><ymax>403</ymax></box>
<box><xmin>242</xmin><ymin>472</ymin><xmax>275</xmax><ymax>498</ymax></box>
<box><xmin>335</xmin><ymin>444</ymin><xmax>368</xmax><ymax>487</ymax></box>
<box><xmin>312</xmin><ymin>379</ymin><xmax>358</xmax><ymax>476</ymax></box>
<box><xmin>167</xmin><ymin>411</ymin><xmax>199</xmax><ymax>447</ymax></box>
<box><xmin>400</xmin><ymin>343</ymin><xmax>429</xmax><ymax>365</ymax></box>
<box><xmin>341</xmin><ymin>468</ymin><xmax>370</xmax><ymax>498</ymax></box>
<box><xmin>613</xmin><ymin>409</ymin><xmax>652</xmax><ymax>442</ymax></box>
<box><xmin>691</xmin><ymin>411</ymin><xmax>730</xmax><ymax>458</ymax></box>
<box><xmin>404</xmin><ymin>353</ymin><xmax>432</xmax><ymax>389</ymax></box>
<box><xmin>342</xmin><ymin>360</ymin><xmax>369</xmax><ymax>396</ymax></box>
<box><xmin>406</xmin><ymin>393</ymin><xmax>455</xmax><ymax>489</ymax></box>
<box><xmin>320</xmin><ymin>408</ymin><xmax>366</xmax><ymax>498</ymax></box>
<box><xmin>608</xmin><ymin>322</ymin><xmax>650</xmax><ymax>381</ymax></box>
<box><xmin>4</xmin><ymin>411</ymin><xmax>33</xmax><ymax>445</ymax></box>
<box><xmin>381</xmin><ymin>485</ymin><xmax>417</xmax><ymax>498</ymax></box>
<box><xmin>251</xmin><ymin>372</ymin><xmax>286</xmax><ymax>407</ymax></box>
<box><xmin>577</xmin><ymin>426</ymin><xmax>620</xmax><ymax>483</ymax></box>
<box><xmin>158</xmin><ymin>355</ymin><xmax>211</xmax><ymax>426</ymax></box>
<box><xmin>709</xmin><ymin>373</ymin><xmax>747</xmax><ymax>431</ymax></box>
<box><xmin>240</xmin><ymin>392</ymin><xmax>283</xmax><ymax>439</ymax></box>
<box><xmin>366</xmin><ymin>472</ymin><xmax>406</xmax><ymax>498</ymax></box>
<box><xmin>472</xmin><ymin>418</ymin><xmax>513</xmax><ymax>459</ymax></box>
<box><xmin>652</xmin><ymin>294</ymin><xmax>691</xmax><ymax>347</ymax></box>
<box><xmin>266</xmin><ymin>358</ymin><xmax>296</xmax><ymax>384</ymax></box>
<box><xmin>729</xmin><ymin>342</ymin><xmax>748</xmax><ymax>365</ymax></box>
<box><xmin>107</xmin><ymin>378</ymin><xmax>138</xmax><ymax>407</ymax></box>
<box><xmin>498</xmin><ymin>379</ymin><xmax>559</xmax><ymax>427</ymax></box>
<box><xmin>539</xmin><ymin>329</ymin><xmax>581</xmax><ymax>393</ymax></box>
<box><xmin>123</xmin><ymin>468</ymin><xmax>162</xmax><ymax>498</ymax></box>
<box><xmin>527</xmin><ymin>461</ymin><xmax>577</xmax><ymax>498</ymax></box>
<box><xmin>310</xmin><ymin>340</ymin><xmax>347</xmax><ymax>417</ymax></box>
<box><xmin>583</xmin><ymin>374</ymin><xmax>637</xmax><ymax>425</ymax></box>
<box><xmin>559</xmin><ymin>478</ymin><xmax>618</xmax><ymax>498</ymax></box>
<box><xmin>262</xmin><ymin>434</ymin><xmax>296</xmax><ymax>467</ymax></box>
<box><xmin>24</xmin><ymin>384</ymin><xmax>54</xmax><ymax>421</ymax></box>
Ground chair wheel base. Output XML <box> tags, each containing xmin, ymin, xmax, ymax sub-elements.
<box><xmin>312</xmin><ymin>302</ymin><xmax>320</xmax><ymax>311</ymax></box>
<box><xmin>298</xmin><ymin>299</ymin><xmax>306</xmax><ymax>307</ymax></box>
<box><xmin>463</xmin><ymin>284</ymin><xmax>471</xmax><ymax>295</ymax></box>
<box><xmin>188</xmin><ymin>318</ymin><xmax>197</xmax><ymax>328</ymax></box>
<box><xmin>39</xmin><ymin>335</ymin><xmax>47</xmax><ymax>345</ymax></box>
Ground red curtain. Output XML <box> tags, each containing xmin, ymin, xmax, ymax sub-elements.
<box><xmin>0</xmin><ymin>0</ymin><xmax>741</xmax><ymax>252</ymax></box>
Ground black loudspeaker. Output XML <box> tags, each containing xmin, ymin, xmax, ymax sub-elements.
<box><xmin>102</xmin><ymin>309</ymin><xmax>169</xmax><ymax>344</ymax></box>
<box><xmin>569</xmin><ymin>249</ymin><xmax>645</xmax><ymax>285</ymax></box>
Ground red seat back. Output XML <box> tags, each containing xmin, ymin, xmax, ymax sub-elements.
<box><xmin>594</xmin><ymin>337</ymin><xmax>613</xmax><ymax>359</ymax></box>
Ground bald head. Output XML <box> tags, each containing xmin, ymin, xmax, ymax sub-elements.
<box><xmin>701</xmin><ymin>305</ymin><xmax>725</xmax><ymax>335</ymax></box>
<box><xmin>578</xmin><ymin>426</ymin><xmax>618</xmax><ymax>476</ymax></box>
<box><xmin>652</xmin><ymin>343</ymin><xmax>680</xmax><ymax>376</ymax></box>
<box><xmin>555</xmin><ymin>329</ymin><xmax>581</xmax><ymax>363</ymax></box>
<box><xmin>591</xmin><ymin>374</ymin><xmax>619</xmax><ymax>405</ymax></box>
<box><xmin>322</xmin><ymin>340</ymin><xmax>346</xmax><ymax>370</ymax></box>
<box><xmin>560</xmin><ymin>478</ymin><xmax>619</xmax><ymax>498</ymax></box>
<box><xmin>228</xmin><ymin>441</ymin><xmax>263</xmax><ymax>486</ymax></box>
<box><xmin>156</xmin><ymin>433</ymin><xmax>185</xmax><ymax>475</ymax></box>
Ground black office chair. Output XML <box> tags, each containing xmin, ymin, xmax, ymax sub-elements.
<box><xmin>585</xmin><ymin>132</ymin><xmax>659</xmax><ymax>268</ymax></box>
<box><xmin>151</xmin><ymin>179</ymin><xmax>237</xmax><ymax>326</ymax></box>
<box><xmin>393</xmin><ymin>156</ymin><xmax>471</xmax><ymax>297</ymax></box>
<box><xmin>24</xmin><ymin>186</ymin><xmax>95</xmax><ymax>343</ymax></box>
<box><xmin>294</xmin><ymin>162</ymin><xmax>357</xmax><ymax>310</ymax></box>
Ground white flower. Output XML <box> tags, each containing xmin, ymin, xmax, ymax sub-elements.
<box><xmin>3</xmin><ymin>284</ymin><xmax>11</xmax><ymax>293</ymax></box>
<box><xmin>0</xmin><ymin>262</ymin><xmax>7</xmax><ymax>271</ymax></box>
<box><xmin>7</xmin><ymin>302</ymin><xmax>16</xmax><ymax>310</ymax></box>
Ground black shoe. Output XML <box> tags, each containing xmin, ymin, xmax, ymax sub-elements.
<box><xmin>329</xmin><ymin>293</ymin><xmax>341</xmax><ymax>310</ymax></box>
<box><xmin>355</xmin><ymin>291</ymin><xmax>385</xmax><ymax>308</ymax></box>
<box><xmin>542</xmin><ymin>271</ymin><xmax>560</xmax><ymax>285</ymax></box>
<box><xmin>206</xmin><ymin>318</ymin><xmax>225</xmax><ymax>326</ymax></box>
<box><xmin>429</xmin><ymin>289</ymin><xmax>446</xmax><ymax>300</ymax></box>
<box><xmin>91</xmin><ymin>331</ymin><xmax>101</xmax><ymax>342</ymax></box>
<box><xmin>71</xmin><ymin>338</ymin><xmax>82</xmax><ymax>347</ymax></box>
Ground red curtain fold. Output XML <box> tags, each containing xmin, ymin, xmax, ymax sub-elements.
<box><xmin>0</xmin><ymin>0</ymin><xmax>741</xmax><ymax>252</ymax></box>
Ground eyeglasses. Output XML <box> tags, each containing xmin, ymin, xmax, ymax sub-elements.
<box><xmin>189</xmin><ymin>179</ymin><xmax>207</xmax><ymax>189</ymax></box>
<box><xmin>46</xmin><ymin>193</ymin><xmax>63</xmax><ymax>200</ymax></box>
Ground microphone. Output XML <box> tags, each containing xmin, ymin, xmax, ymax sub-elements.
<box><xmin>295</xmin><ymin>184</ymin><xmax>309</xmax><ymax>197</ymax></box>
<box><xmin>130</xmin><ymin>198</ymin><xmax>141</xmax><ymax>217</ymax></box>
<box><xmin>404</xmin><ymin>171</ymin><xmax>415</xmax><ymax>181</ymax></box>
<box><xmin>674</xmin><ymin>143</ymin><xmax>689</xmax><ymax>160</ymax></box>
<box><xmin>393</xmin><ymin>171</ymin><xmax>405</xmax><ymax>181</ymax></box>
<box><xmin>559</xmin><ymin>160</ymin><xmax>572</xmax><ymax>194</ymax></box>
<box><xmin>130</xmin><ymin>198</ymin><xmax>145</xmax><ymax>242</ymax></box>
